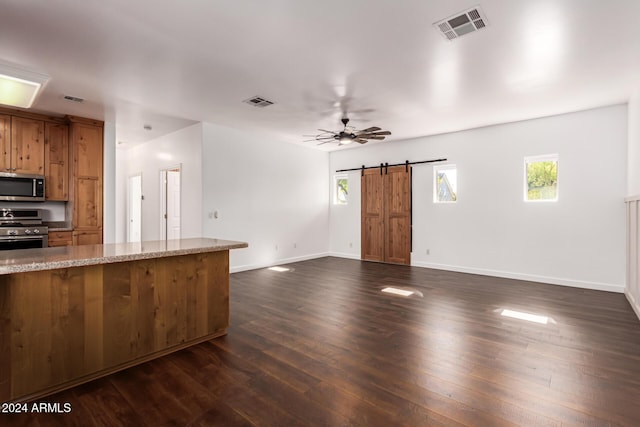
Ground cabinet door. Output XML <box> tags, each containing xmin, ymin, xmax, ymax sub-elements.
<box><xmin>74</xmin><ymin>177</ymin><xmax>102</xmax><ymax>229</ymax></box>
<box><xmin>0</xmin><ymin>114</ymin><xmax>10</xmax><ymax>171</ymax></box>
<box><xmin>45</xmin><ymin>123</ymin><xmax>69</xmax><ymax>200</ymax></box>
<box><xmin>11</xmin><ymin>117</ymin><xmax>45</xmax><ymax>174</ymax></box>
<box><xmin>73</xmin><ymin>123</ymin><xmax>102</xmax><ymax>178</ymax></box>
<box><xmin>71</xmin><ymin>121</ymin><xmax>103</xmax><ymax>236</ymax></box>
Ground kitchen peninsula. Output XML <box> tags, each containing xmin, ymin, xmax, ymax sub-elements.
<box><xmin>0</xmin><ymin>238</ymin><xmax>247</xmax><ymax>402</ymax></box>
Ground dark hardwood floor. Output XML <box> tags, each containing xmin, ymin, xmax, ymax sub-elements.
<box><xmin>3</xmin><ymin>257</ymin><xmax>640</xmax><ymax>426</ymax></box>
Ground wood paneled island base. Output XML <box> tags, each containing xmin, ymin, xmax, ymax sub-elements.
<box><xmin>0</xmin><ymin>239</ymin><xmax>247</xmax><ymax>402</ymax></box>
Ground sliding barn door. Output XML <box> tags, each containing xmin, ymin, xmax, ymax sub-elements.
<box><xmin>361</xmin><ymin>165</ymin><xmax>412</xmax><ymax>265</ymax></box>
<box><xmin>385</xmin><ymin>166</ymin><xmax>411</xmax><ymax>264</ymax></box>
<box><xmin>361</xmin><ymin>169</ymin><xmax>385</xmax><ymax>261</ymax></box>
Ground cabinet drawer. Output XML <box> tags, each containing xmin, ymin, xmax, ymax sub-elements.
<box><xmin>72</xmin><ymin>230</ymin><xmax>102</xmax><ymax>246</ymax></box>
<box><xmin>48</xmin><ymin>231</ymin><xmax>73</xmax><ymax>247</ymax></box>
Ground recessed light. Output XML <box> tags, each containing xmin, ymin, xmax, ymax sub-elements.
<box><xmin>0</xmin><ymin>63</ymin><xmax>49</xmax><ymax>108</ymax></box>
<box><xmin>381</xmin><ymin>287</ymin><xmax>414</xmax><ymax>297</ymax></box>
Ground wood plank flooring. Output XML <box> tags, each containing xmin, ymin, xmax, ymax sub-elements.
<box><xmin>2</xmin><ymin>257</ymin><xmax>640</xmax><ymax>426</ymax></box>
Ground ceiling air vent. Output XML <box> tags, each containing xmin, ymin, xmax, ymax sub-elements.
<box><xmin>63</xmin><ymin>95</ymin><xmax>84</xmax><ymax>103</ymax></box>
<box><xmin>433</xmin><ymin>5</ymin><xmax>489</xmax><ymax>41</ymax></box>
<box><xmin>243</xmin><ymin>96</ymin><xmax>275</xmax><ymax>108</ymax></box>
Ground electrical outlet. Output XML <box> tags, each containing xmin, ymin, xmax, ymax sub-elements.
<box><xmin>349</xmin><ymin>242</ymin><xmax>353</xmax><ymax>248</ymax></box>
<box><xmin>275</xmin><ymin>245</ymin><xmax>278</xmax><ymax>251</ymax></box>
<box><xmin>426</xmin><ymin>249</ymin><xmax>430</xmax><ymax>255</ymax></box>
<box><xmin>293</xmin><ymin>243</ymin><xmax>297</xmax><ymax>248</ymax></box>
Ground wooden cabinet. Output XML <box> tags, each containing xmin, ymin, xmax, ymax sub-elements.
<box><xmin>0</xmin><ymin>115</ymin><xmax>10</xmax><ymax>170</ymax></box>
<box><xmin>44</xmin><ymin>122</ymin><xmax>69</xmax><ymax>200</ymax></box>
<box><xmin>0</xmin><ymin>249</ymin><xmax>232</xmax><ymax>401</ymax></box>
<box><xmin>0</xmin><ymin>108</ymin><xmax>104</xmax><ymax>246</ymax></box>
<box><xmin>72</xmin><ymin>230</ymin><xmax>102</xmax><ymax>246</ymax></box>
<box><xmin>71</xmin><ymin>119</ymin><xmax>103</xmax><ymax>244</ymax></box>
<box><xmin>7</xmin><ymin>116</ymin><xmax>45</xmax><ymax>174</ymax></box>
<box><xmin>48</xmin><ymin>231</ymin><xmax>73</xmax><ymax>247</ymax></box>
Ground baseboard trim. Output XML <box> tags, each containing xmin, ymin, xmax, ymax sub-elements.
<box><xmin>625</xmin><ymin>289</ymin><xmax>640</xmax><ymax>321</ymax></box>
<box><xmin>410</xmin><ymin>261</ymin><xmax>624</xmax><ymax>293</ymax></box>
<box><xmin>230</xmin><ymin>252</ymin><xmax>331</xmax><ymax>273</ymax></box>
<box><xmin>328</xmin><ymin>252</ymin><xmax>361</xmax><ymax>260</ymax></box>
<box><xmin>245</xmin><ymin>252</ymin><xmax>625</xmax><ymax>293</ymax></box>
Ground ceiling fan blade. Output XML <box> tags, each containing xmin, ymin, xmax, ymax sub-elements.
<box><xmin>357</xmin><ymin>127</ymin><xmax>381</xmax><ymax>133</ymax></box>
<box><xmin>365</xmin><ymin>135</ymin><xmax>386</xmax><ymax>140</ymax></box>
<box><xmin>318</xmin><ymin>129</ymin><xmax>337</xmax><ymax>134</ymax></box>
<box><xmin>354</xmin><ymin>138</ymin><xmax>368</xmax><ymax>144</ymax></box>
<box><xmin>316</xmin><ymin>140</ymin><xmax>335</xmax><ymax>145</ymax></box>
<box><xmin>357</xmin><ymin>131</ymin><xmax>391</xmax><ymax>138</ymax></box>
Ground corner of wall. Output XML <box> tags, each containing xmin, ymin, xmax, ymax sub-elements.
<box><xmin>625</xmin><ymin>289</ymin><xmax>640</xmax><ymax>321</ymax></box>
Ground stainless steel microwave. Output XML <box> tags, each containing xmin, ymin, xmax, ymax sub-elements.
<box><xmin>0</xmin><ymin>172</ymin><xmax>45</xmax><ymax>201</ymax></box>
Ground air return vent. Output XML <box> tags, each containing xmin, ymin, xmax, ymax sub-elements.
<box><xmin>433</xmin><ymin>5</ymin><xmax>489</xmax><ymax>41</ymax></box>
<box><xmin>63</xmin><ymin>95</ymin><xmax>84</xmax><ymax>103</ymax></box>
<box><xmin>243</xmin><ymin>96</ymin><xmax>275</xmax><ymax>107</ymax></box>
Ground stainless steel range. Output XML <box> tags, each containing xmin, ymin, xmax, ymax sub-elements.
<box><xmin>0</xmin><ymin>209</ymin><xmax>48</xmax><ymax>250</ymax></box>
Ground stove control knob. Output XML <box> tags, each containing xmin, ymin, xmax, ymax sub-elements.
<box><xmin>8</xmin><ymin>230</ymin><xmax>17</xmax><ymax>236</ymax></box>
<box><xmin>24</xmin><ymin>229</ymin><xmax>31</xmax><ymax>235</ymax></box>
<box><xmin>33</xmin><ymin>229</ymin><xmax>40</xmax><ymax>234</ymax></box>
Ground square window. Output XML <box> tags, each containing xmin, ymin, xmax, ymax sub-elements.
<box><xmin>434</xmin><ymin>165</ymin><xmax>457</xmax><ymax>203</ymax></box>
<box><xmin>334</xmin><ymin>175</ymin><xmax>348</xmax><ymax>205</ymax></box>
<box><xmin>525</xmin><ymin>155</ymin><xmax>558</xmax><ymax>202</ymax></box>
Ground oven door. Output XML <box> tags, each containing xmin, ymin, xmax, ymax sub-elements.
<box><xmin>0</xmin><ymin>235</ymin><xmax>47</xmax><ymax>250</ymax></box>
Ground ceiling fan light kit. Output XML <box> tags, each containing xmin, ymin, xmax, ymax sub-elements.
<box><xmin>305</xmin><ymin>117</ymin><xmax>391</xmax><ymax>147</ymax></box>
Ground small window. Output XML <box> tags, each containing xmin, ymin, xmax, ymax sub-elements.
<box><xmin>334</xmin><ymin>175</ymin><xmax>348</xmax><ymax>205</ymax></box>
<box><xmin>434</xmin><ymin>165</ymin><xmax>457</xmax><ymax>203</ymax></box>
<box><xmin>525</xmin><ymin>155</ymin><xmax>558</xmax><ymax>202</ymax></box>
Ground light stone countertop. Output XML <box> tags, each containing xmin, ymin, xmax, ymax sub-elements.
<box><xmin>0</xmin><ymin>238</ymin><xmax>248</xmax><ymax>275</ymax></box>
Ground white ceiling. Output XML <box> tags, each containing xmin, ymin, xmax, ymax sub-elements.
<box><xmin>1</xmin><ymin>0</ymin><xmax>639</xmax><ymax>150</ymax></box>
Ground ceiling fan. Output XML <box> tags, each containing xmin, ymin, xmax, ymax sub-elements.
<box><xmin>304</xmin><ymin>117</ymin><xmax>391</xmax><ymax>146</ymax></box>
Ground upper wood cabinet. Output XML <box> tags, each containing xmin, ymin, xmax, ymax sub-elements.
<box><xmin>8</xmin><ymin>116</ymin><xmax>45</xmax><ymax>174</ymax></box>
<box><xmin>44</xmin><ymin>122</ymin><xmax>69</xmax><ymax>201</ymax></box>
<box><xmin>0</xmin><ymin>115</ymin><xmax>10</xmax><ymax>170</ymax></box>
<box><xmin>71</xmin><ymin>120</ymin><xmax>103</xmax><ymax>242</ymax></box>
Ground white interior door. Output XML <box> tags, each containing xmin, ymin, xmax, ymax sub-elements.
<box><xmin>128</xmin><ymin>174</ymin><xmax>142</xmax><ymax>242</ymax></box>
<box><xmin>166</xmin><ymin>169</ymin><xmax>181</xmax><ymax>240</ymax></box>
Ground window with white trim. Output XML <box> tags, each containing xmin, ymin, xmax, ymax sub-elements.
<box><xmin>434</xmin><ymin>164</ymin><xmax>457</xmax><ymax>203</ymax></box>
<box><xmin>525</xmin><ymin>154</ymin><xmax>558</xmax><ymax>202</ymax></box>
<box><xmin>334</xmin><ymin>175</ymin><xmax>348</xmax><ymax>205</ymax></box>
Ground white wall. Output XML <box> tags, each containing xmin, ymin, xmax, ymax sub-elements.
<box><xmin>123</xmin><ymin>123</ymin><xmax>203</xmax><ymax>242</ymax></box>
<box><xmin>330</xmin><ymin>105</ymin><xmax>627</xmax><ymax>292</ymax></box>
<box><xmin>626</xmin><ymin>90</ymin><xmax>640</xmax><ymax>317</ymax></box>
<box><xmin>201</xmin><ymin>122</ymin><xmax>329</xmax><ymax>272</ymax></box>
<box><xmin>103</xmin><ymin>122</ymin><xmax>116</xmax><ymax>243</ymax></box>
<box><xmin>114</xmin><ymin>146</ymin><xmax>127</xmax><ymax>243</ymax></box>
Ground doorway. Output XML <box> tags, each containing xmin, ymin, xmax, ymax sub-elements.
<box><xmin>160</xmin><ymin>166</ymin><xmax>181</xmax><ymax>240</ymax></box>
<box><xmin>127</xmin><ymin>174</ymin><xmax>142</xmax><ymax>242</ymax></box>
<box><xmin>361</xmin><ymin>165</ymin><xmax>412</xmax><ymax>265</ymax></box>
